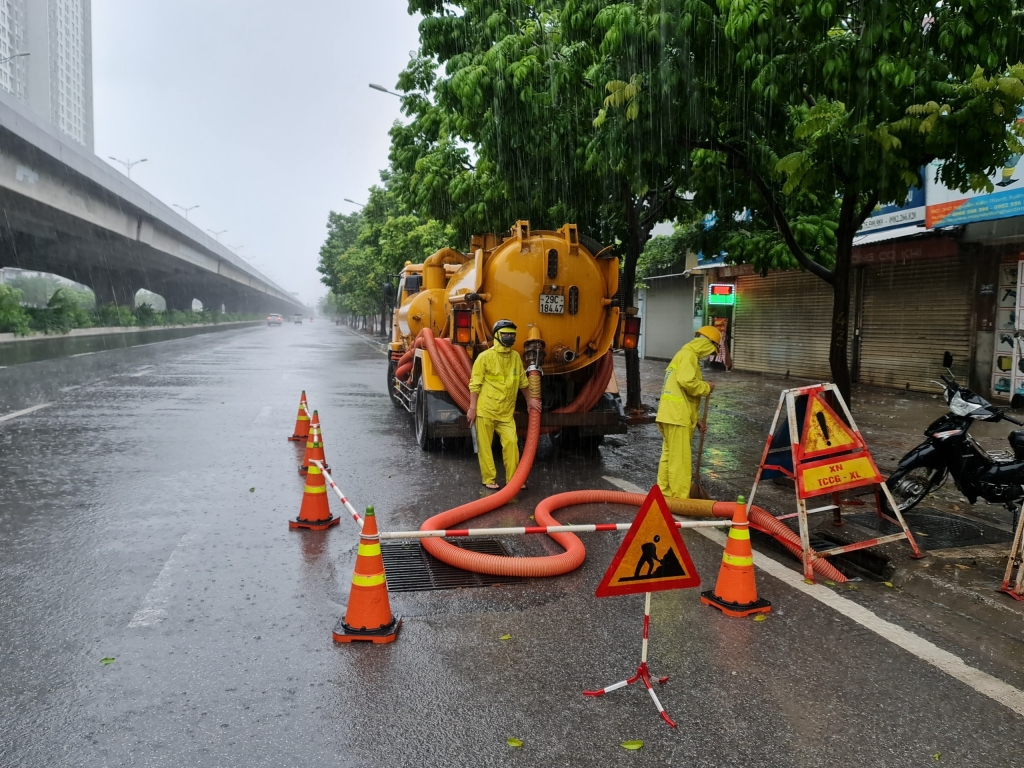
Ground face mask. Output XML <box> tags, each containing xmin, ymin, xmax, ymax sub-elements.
<box><xmin>497</xmin><ymin>333</ymin><xmax>516</xmax><ymax>347</ymax></box>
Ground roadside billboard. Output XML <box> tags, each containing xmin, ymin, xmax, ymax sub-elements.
<box><xmin>859</xmin><ymin>184</ymin><xmax>926</xmax><ymax>233</ymax></box>
<box><xmin>925</xmin><ymin>107</ymin><xmax>1024</xmax><ymax>228</ymax></box>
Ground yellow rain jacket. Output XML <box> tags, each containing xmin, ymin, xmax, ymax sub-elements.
<box><xmin>469</xmin><ymin>344</ymin><xmax>529</xmax><ymax>421</ymax></box>
<box><xmin>656</xmin><ymin>336</ymin><xmax>716</xmax><ymax>499</ymax></box>
<box><xmin>656</xmin><ymin>336</ymin><xmax>716</xmax><ymax>428</ymax></box>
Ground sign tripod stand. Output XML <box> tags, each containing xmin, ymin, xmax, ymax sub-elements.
<box><xmin>584</xmin><ymin>591</ymin><xmax>676</xmax><ymax>727</ymax></box>
<box><xmin>749</xmin><ymin>383</ymin><xmax>923</xmax><ymax>581</ymax></box>
<box><xmin>585</xmin><ymin>485</ymin><xmax>702</xmax><ymax>728</ymax></box>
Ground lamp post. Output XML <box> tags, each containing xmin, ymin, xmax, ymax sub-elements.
<box><xmin>173</xmin><ymin>204</ymin><xmax>199</xmax><ymax>221</ymax></box>
<box><xmin>344</xmin><ymin>198</ymin><xmax>365</xmax><ymax>208</ymax></box>
<box><xmin>369</xmin><ymin>83</ymin><xmax>401</xmax><ymax>98</ymax></box>
<box><xmin>108</xmin><ymin>156</ymin><xmax>147</xmax><ymax>180</ymax></box>
<box><xmin>0</xmin><ymin>52</ymin><xmax>29</xmax><ymax>66</ymax></box>
<box><xmin>207</xmin><ymin>229</ymin><xmax>227</xmax><ymax>242</ymax></box>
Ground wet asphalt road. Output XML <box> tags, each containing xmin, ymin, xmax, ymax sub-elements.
<box><xmin>2</xmin><ymin>322</ymin><xmax>1024</xmax><ymax>767</ymax></box>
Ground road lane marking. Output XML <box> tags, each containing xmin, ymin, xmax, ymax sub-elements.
<box><xmin>127</xmin><ymin>531</ymin><xmax>200</xmax><ymax>628</ymax></box>
<box><xmin>125</xmin><ymin>365</ymin><xmax>155</xmax><ymax>377</ymax></box>
<box><xmin>0</xmin><ymin>403</ymin><xmax>50</xmax><ymax>423</ymax></box>
<box><xmin>71</xmin><ymin>351</ymin><xmax>97</xmax><ymax>357</ymax></box>
<box><xmin>254</xmin><ymin>406</ymin><xmax>272</xmax><ymax>423</ymax></box>
<box><xmin>603</xmin><ymin>475</ymin><xmax>1024</xmax><ymax>718</ymax></box>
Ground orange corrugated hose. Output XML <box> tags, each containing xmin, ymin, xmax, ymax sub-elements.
<box><xmin>389</xmin><ymin>330</ymin><xmax>846</xmax><ymax>582</ymax></box>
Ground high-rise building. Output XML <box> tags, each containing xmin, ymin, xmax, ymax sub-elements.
<box><xmin>0</xmin><ymin>0</ymin><xmax>93</xmax><ymax>151</ymax></box>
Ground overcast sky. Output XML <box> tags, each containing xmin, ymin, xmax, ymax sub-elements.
<box><xmin>91</xmin><ymin>1</ymin><xmax>422</xmax><ymax>306</ymax></box>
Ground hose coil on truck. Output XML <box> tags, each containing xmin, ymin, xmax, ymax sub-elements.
<box><xmin>386</xmin><ymin>221</ymin><xmax>640</xmax><ymax>452</ymax></box>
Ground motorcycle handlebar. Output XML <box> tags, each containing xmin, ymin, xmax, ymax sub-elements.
<box><xmin>1004</xmin><ymin>414</ymin><xmax>1024</xmax><ymax>427</ymax></box>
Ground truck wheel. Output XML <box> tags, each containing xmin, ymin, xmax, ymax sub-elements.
<box><xmin>414</xmin><ymin>380</ymin><xmax>440</xmax><ymax>451</ymax></box>
<box><xmin>386</xmin><ymin>359</ymin><xmax>403</xmax><ymax>408</ymax></box>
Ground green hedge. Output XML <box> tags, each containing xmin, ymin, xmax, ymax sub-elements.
<box><xmin>0</xmin><ymin>287</ymin><xmax>261</xmax><ymax>336</ymax></box>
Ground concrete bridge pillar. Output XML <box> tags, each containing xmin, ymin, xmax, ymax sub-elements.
<box><xmin>88</xmin><ymin>271</ymin><xmax>147</xmax><ymax>308</ymax></box>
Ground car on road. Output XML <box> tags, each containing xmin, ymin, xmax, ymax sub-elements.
<box><xmin>266</xmin><ymin>313</ymin><xmax>283</xmax><ymax>326</ymax></box>
<box><xmin>292</xmin><ymin>314</ymin><xmax>303</xmax><ymax>324</ymax></box>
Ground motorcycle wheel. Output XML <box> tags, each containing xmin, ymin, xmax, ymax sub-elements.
<box><xmin>885</xmin><ymin>465</ymin><xmax>942</xmax><ymax>514</ymax></box>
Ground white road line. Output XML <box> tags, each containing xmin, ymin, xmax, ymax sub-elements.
<box><xmin>602</xmin><ymin>475</ymin><xmax>1024</xmax><ymax>718</ymax></box>
<box><xmin>127</xmin><ymin>532</ymin><xmax>200</xmax><ymax>628</ymax></box>
<box><xmin>0</xmin><ymin>403</ymin><xmax>50</xmax><ymax>423</ymax></box>
<box><xmin>70</xmin><ymin>351</ymin><xmax>97</xmax><ymax>357</ymax></box>
<box><xmin>254</xmin><ymin>406</ymin><xmax>272</xmax><ymax>423</ymax></box>
<box><xmin>125</xmin><ymin>365</ymin><xmax>155</xmax><ymax>377</ymax></box>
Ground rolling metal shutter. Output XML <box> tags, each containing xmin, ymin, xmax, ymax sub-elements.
<box><xmin>733</xmin><ymin>271</ymin><xmax>835</xmax><ymax>380</ymax></box>
<box><xmin>856</xmin><ymin>256</ymin><xmax>974</xmax><ymax>392</ymax></box>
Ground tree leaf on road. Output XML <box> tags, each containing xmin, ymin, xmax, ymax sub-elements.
<box><xmin>848</xmin><ymin>584</ymin><xmax>859</xmax><ymax>590</ymax></box>
<box><xmin>753</xmin><ymin>614</ymin><xmax>767</xmax><ymax>622</ymax></box>
<box><xmin>933</xmin><ymin>753</ymin><xmax>941</xmax><ymax>761</ymax></box>
<box><xmin>100</xmin><ymin>657</ymin><xmax>115</xmax><ymax>665</ymax></box>
<box><xmin>249</xmin><ymin>487</ymin><xmax>255</xmax><ymax>493</ymax></box>
<box><xmin>507</xmin><ymin>737</ymin><xmax>523</xmax><ymax>748</ymax></box>
<box><xmin>803</xmin><ymin>578</ymin><xmax>815</xmax><ymax>585</ymax></box>
<box><xmin>621</xmin><ymin>740</ymin><xmax>644</xmax><ymax>750</ymax></box>
<box><xmin>499</xmin><ymin>634</ymin><xmax>512</xmax><ymax>641</ymax></box>
<box><xmin>884</xmin><ymin>581</ymin><xmax>894</xmax><ymax>588</ymax></box>
<box><xmin>825</xmin><ymin>580</ymin><xmax>836</xmax><ymax>587</ymax></box>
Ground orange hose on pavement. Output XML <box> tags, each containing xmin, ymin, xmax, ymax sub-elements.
<box><xmin>408</xmin><ymin>334</ymin><xmax>848</xmax><ymax>583</ymax></box>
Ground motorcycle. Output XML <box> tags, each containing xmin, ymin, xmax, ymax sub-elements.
<box><xmin>886</xmin><ymin>372</ymin><xmax>1024</xmax><ymax>527</ymax></box>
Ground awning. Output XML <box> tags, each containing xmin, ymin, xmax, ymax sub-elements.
<box><xmin>853</xmin><ymin>224</ymin><xmax>930</xmax><ymax>247</ymax></box>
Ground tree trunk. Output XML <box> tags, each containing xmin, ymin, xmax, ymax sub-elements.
<box><xmin>622</xmin><ymin>193</ymin><xmax>649</xmax><ymax>412</ymax></box>
<box><xmin>829</xmin><ymin>195</ymin><xmax>857</xmax><ymax>406</ymax></box>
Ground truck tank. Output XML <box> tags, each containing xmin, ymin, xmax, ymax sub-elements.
<box><xmin>388</xmin><ymin>221</ymin><xmax>638</xmax><ymax>451</ymax></box>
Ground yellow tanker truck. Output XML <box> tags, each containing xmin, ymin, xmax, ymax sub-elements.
<box><xmin>387</xmin><ymin>221</ymin><xmax>641</xmax><ymax>452</ymax></box>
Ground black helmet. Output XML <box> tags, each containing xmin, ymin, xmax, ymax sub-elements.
<box><xmin>492</xmin><ymin>319</ymin><xmax>517</xmax><ymax>335</ymax></box>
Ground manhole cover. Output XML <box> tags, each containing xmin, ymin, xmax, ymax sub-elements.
<box><xmin>381</xmin><ymin>538</ymin><xmax>525</xmax><ymax>592</ymax></box>
<box><xmin>843</xmin><ymin>509</ymin><xmax>1011</xmax><ymax>550</ymax></box>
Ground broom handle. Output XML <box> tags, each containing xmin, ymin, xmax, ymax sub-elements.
<box><xmin>694</xmin><ymin>393</ymin><xmax>710</xmax><ymax>475</ymax></box>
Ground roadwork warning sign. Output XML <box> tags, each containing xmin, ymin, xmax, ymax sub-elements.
<box><xmin>595</xmin><ymin>485</ymin><xmax>700</xmax><ymax>597</ymax></box>
<box><xmin>800</xmin><ymin>394</ymin><xmax>860</xmax><ymax>459</ymax></box>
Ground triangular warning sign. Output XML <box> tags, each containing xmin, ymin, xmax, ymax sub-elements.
<box><xmin>595</xmin><ymin>485</ymin><xmax>700</xmax><ymax>598</ymax></box>
<box><xmin>799</xmin><ymin>393</ymin><xmax>863</xmax><ymax>460</ymax></box>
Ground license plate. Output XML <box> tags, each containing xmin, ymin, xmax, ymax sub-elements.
<box><xmin>539</xmin><ymin>294</ymin><xmax>564</xmax><ymax>314</ymax></box>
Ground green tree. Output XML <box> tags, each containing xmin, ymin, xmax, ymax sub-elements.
<box><xmin>0</xmin><ymin>283</ymin><xmax>30</xmax><ymax>335</ymax></box>
<box><xmin>594</xmin><ymin>0</ymin><xmax>1024</xmax><ymax>401</ymax></box>
<box><xmin>404</xmin><ymin>0</ymin><xmax>697</xmax><ymax>409</ymax></box>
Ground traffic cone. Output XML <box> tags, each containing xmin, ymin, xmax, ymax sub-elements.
<box><xmin>700</xmin><ymin>496</ymin><xmax>771</xmax><ymax>617</ymax></box>
<box><xmin>289</xmin><ymin>461</ymin><xmax>340</xmax><ymax>530</ymax></box>
<box><xmin>333</xmin><ymin>506</ymin><xmax>401</xmax><ymax>644</ymax></box>
<box><xmin>299</xmin><ymin>411</ymin><xmax>329</xmax><ymax>475</ymax></box>
<box><xmin>288</xmin><ymin>391</ymin><xmax>311</xmax><ymax>442</ymax></box>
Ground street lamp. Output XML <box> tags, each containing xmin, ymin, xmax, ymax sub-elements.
<box><xmin>369</xmin><ymin>83</ymin><xmax>401</xmax><ymax>98</ymax></box>
<box><xmin>0</xmin><ymin>52</ymin><xmax>29</xmax><ymax>66</ymax></box>
<box><xmin>207</xmin><ymin>229</ymin><xmax>227</xmax><ymax>241</ymax></box>
<box><xmin>229</xmin><ymin>244</ymin><xmax>245</xmax><ymax>253</ymax></box>
<box><xmin>173</xmin><ymin>203</ymin><xmax>199</xmax><ymax>220</ymax></box>
<box><xmin>108</xmin><ymin>156</ymin><xmax>147</xmax><ymax>180</ymax></box>
<box><xmin>344</xmin><ymin>198</ymin><xmax>365</xmax><ymax>208</ymax></box>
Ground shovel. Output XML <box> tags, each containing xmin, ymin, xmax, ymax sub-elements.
<box><xmin>690</xmin><ymin>394</ymin><xmax>711</xmax><ymax>500</ymax></box>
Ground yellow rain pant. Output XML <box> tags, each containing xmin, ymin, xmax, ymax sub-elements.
<box><xmin>475</xmin><ymin>415</ymin><xmax>520</xmax><ymax>486</ymax></box>
<box><xmin>657</xmin><ymin>422</ymin><xmax>694</xmax><ymax>500</ymax></box>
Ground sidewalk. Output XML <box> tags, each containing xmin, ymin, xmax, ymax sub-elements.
<box><xmin>632</xmin><ymin>354</ymin><xmax>1024</xmax><ymax>626</ymax></box>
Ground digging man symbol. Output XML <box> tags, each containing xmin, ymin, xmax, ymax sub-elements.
<box><xmin>635</xmin><ymin>536</ymin><xmax>663</xmax><ymax>578</ymax></box>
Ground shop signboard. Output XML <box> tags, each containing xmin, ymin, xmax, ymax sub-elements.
<box><xmin>926</xmin><ymin>107</ymin><xmax>1024</xmax><ymax>229</ymax></box>
<box><xmin>859</xmin><ymin>184</ymin><xmax>926</xmax><ymax>233</ymax></box>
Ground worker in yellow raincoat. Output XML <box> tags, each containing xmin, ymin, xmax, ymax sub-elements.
<box><xmin>656</xmin><ymin>325</ymin><xmax>722</xmax><ymax>499</ymax></box>
<box><xmin>467</xmin><ymin>319</ymin><xmax>542</xmax><ymax>490</ymax></box>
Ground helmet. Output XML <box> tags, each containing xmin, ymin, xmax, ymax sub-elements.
<box><xmin>492</xmin><ymin>319</ymin><xmax>517</xmax><ymax>347</ymax></box>
<box><xmin>695</xmin><ymin>325</ymin><xmax>722</xmax><ymax>346</ymax></box>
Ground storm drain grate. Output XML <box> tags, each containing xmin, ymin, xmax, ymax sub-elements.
<box><xmin>381</xmin><ymin>538</ymin><xmax>525</xmax><ymax>593</ymax></box>
<box><xmin>843</xmin><ymin>509</ymin><xmax>1012</xmax><ymax>550</ymax></box>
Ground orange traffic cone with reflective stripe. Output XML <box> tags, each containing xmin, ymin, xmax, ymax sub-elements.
<box><xmin>289</xmin><ymin>461</ymin><xmax>339</xmax><ymax>530</ymax></box>
<box><xmin>333</xmin><ymin>506</ymin><xmax>401</xmax><ymax>644</ymax></box>
<box><xmin>700</xmin><ymin>496</ymin><xmax>771</xmax><ymax>617</ymax></box>
<box><xmin>299</xmin><ymin>411</ymin><xmax>329</xmax><ymax>475</ymax></box>
<box><xmin>289</xmin><ymin>391</ymin><xmax>311</xmax><ymax>442</ymax></box>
